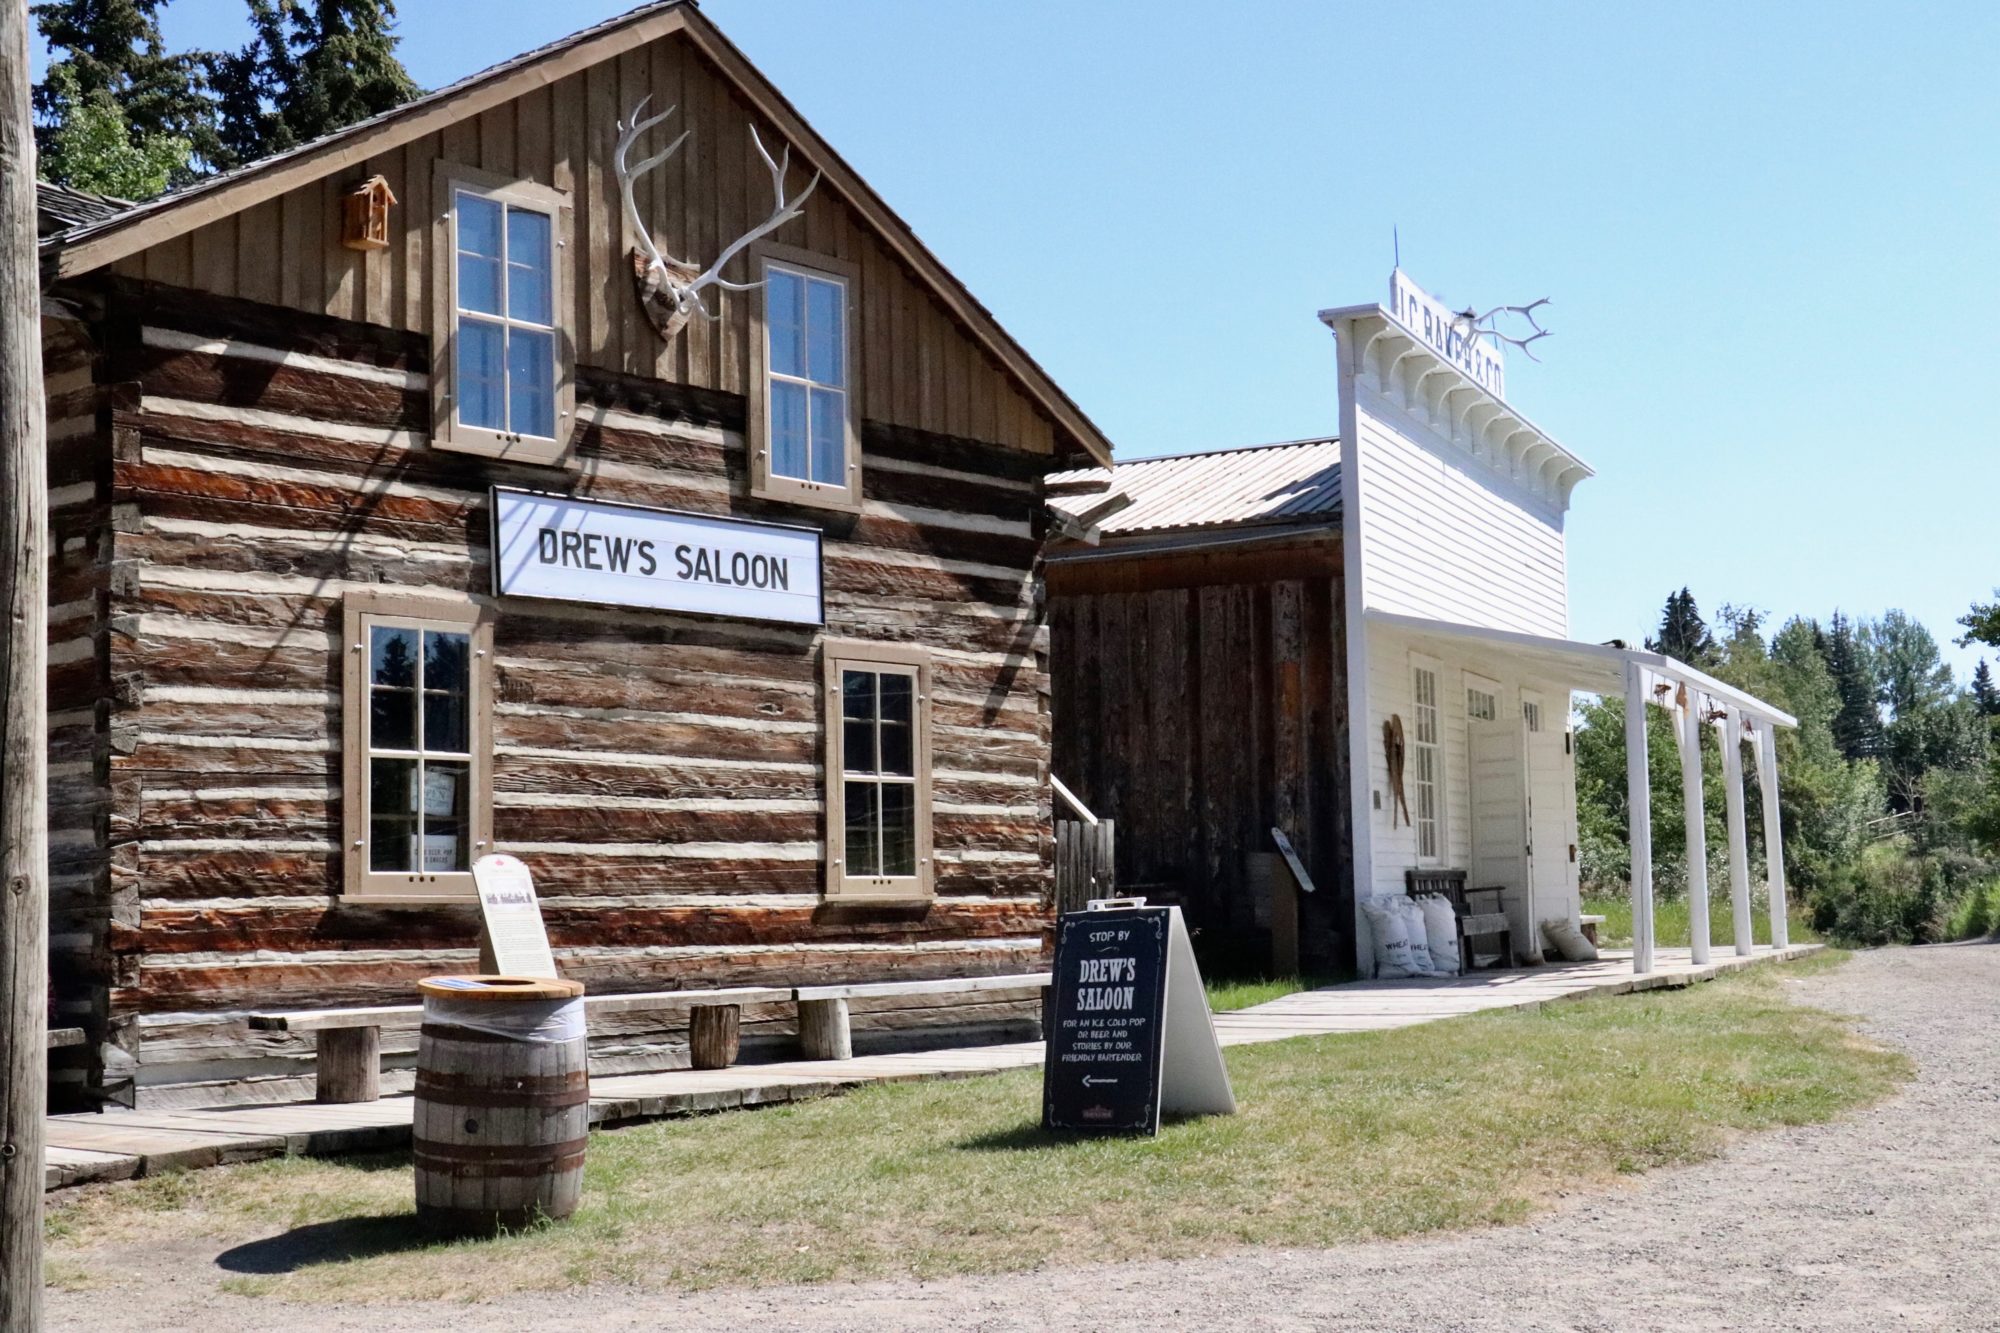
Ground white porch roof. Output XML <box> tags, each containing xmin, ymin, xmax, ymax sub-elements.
<box><xmin>1366</xmin><ymin>610</ymin><xmax>1798</xmax><ymax>731</ymax></box>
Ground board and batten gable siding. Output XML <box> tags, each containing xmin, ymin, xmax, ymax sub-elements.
<box><xmin>101</xmin><ymin>29</ymin><xmax>1062</xmax><ymax>463</ymax></box>
<box><xmin>1349</xmin><ymin>379</ymin><xmax>1569</xmax><ymax>639</ymax></box>
<box><xmin>63</xmin><ymin>260</ymin><xmax>1056</xmax><ymax>1106</ymax></box>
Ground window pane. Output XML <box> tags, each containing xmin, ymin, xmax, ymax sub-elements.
<box><xmin>456</xmin><ymin>193</ymin><xmax>503</xmax><ymax>316</ymax></box>
<box><xmin>809</xmin><ymin>387</ymin><xmax>846</xmax><ymax>486</ymax></box>
<box><xmin>844</xmin><ymin>779</ymin><xmax>880</xmax><ymax>877</ymax></box>
<box><xmin>508</xmin><ymin>327</ymin><xmax>556</xmax><ymax>438</ymax></box>
<box><xmin>842</xmin><ymin>669</ymin><xmax>877</xmax><ymax>773</ymax></box>
<box><xmin>806</xmin><ymin>277</ymin><xmax>843</xmax><ymax>386</ymax></box>
<box><xmin>371</xmin><ymin>687</ymin><xmax>416</xmax><ymax>751</ymax></box>
<box><xmin>880</xmin><ymin>783</ymin><xmax>916</xmax><ymax>876</ymax></box>
<box><xmin>369</xmin><ymin>757</ymin><xmax>417</xmax><ymax>871</ymax></box>
<box><xmin>506</xmin><ymin>208</ymin><xmax>553</xmax><ymax>325</ymax></box>
<box><xmin>422</xmin><ymin>629</ymin><xmax>470</xmax><ymax>754</ymax></box>
<box><xmin>768</xmin><ymin>269</ymin><xmax>805</xmax><ymax>379</ymax></box>
<box><xmin>372</xmin><ymin>626</ymin><xmax>418</xmax><ymax>688</ymax></box>
<box><xmin>421</xmin><ymin>761</ymin><xmax>471</xmax><ymax>873</ymax></box>
<box><xmin>878</xmin><ymin>673</ymin><xmax>913</xmax><ymax>776</ymax></box>
<box><xmin>770</xmin><ymin>379</ymin><xmax>809</xmax><ymax>480</ymax></box>
<box><xmin>457</xmin><ymin>318</ymin><xmax>505</xmax><ymax>429</ymax></box>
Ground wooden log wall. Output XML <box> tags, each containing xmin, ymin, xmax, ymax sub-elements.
<box><xmin>101</xmin><ymin>30</ymin><xmax>1062</xmax><ymax>462</ymax></box>
<box><xmin>41</xmin><ymin>303</ymin><xmax>120</xmax><ymax>1107</ymax></box>
<box><xmin>59</xmin><ymin>275</ymin><xmax>1056</xmax><ymax>1107</ymax></box>
<box><xmin>1049</xmin><ymin>552</ymin><xmax>1352</xmax><ymax>973</ymax></box>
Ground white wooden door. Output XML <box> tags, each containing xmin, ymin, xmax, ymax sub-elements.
<box><xmin>1468</xmin><ymin>715</ymin><xmax>1534</xmax><ymax>959</ymax></box>
<box><xmin>1522</xmin><ymin>690</ymin><xmax>1577</xmax><ymax>931</ymax></box>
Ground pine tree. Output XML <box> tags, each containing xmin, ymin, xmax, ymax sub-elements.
<box><xmin>1826</xmin><ymin>612</ymin><xmax>1885</xmax><ymax>762</ymax></box>
<box><xmin>1646</xmin><ymin>587</ymin><xmax>1717</xmax><ymax>667</ymax></box>
<box><xmin>32</xmin><ymin>0</ymin><xmax>222</xmax><ymax>191</ymax></box>
<box><xmin>1974</xmin><ymin>660</ymin><xmax>1999</xmax><ymax>718</ymax></box>
<box><xmin>211</xmin><ymin>0</ymin><xmax>420</xmax><ymax>165</ymax></box>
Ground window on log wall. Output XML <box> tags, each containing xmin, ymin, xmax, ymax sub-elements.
<box><xmin>431</xmin><ymin>162</ymin><xmax>575</xmax><ymax>465</ymax></box>
<box><xmin>750</xmin><ymin>243</ymin><xmax>861</xmax><ymax>512</ymax></box>
<box><xmin>342</xmin><ymin>590</ymin><xmax>494</xmax><ymax>901</ymax></box>
<box><xmin>823</xmin><ymin>639</ymin><xmax>932</xmax><ymax>901</ymax></box>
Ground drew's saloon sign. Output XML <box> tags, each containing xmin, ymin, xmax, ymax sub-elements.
<box><xmin>490</xmin><ymin>487</ymin><xmax>824</xmax><ymax>624</ymax></box>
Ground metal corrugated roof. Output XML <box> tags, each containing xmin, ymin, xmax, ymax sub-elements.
<box><xmin>1047</xmin><ymin>437</ymin><xmax>1341</xmax><ymax>535</ymax></box>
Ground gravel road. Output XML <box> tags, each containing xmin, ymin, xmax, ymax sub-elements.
<box><xmin>51</xmin><ymin>943</ymin><xmax>2000</xmax><ymax>1332</ymax></box>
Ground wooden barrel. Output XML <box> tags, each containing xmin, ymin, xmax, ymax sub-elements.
<box><xmin>413</xmin><ymin>975</ymin><xmax>588</xmax><ymax>1235</ymax></box>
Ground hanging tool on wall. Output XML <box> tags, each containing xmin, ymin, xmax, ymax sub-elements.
<box><xmin>1383</xmin><ymin>714</ymin><xmax>1411</xmax><ymax>829</ymax></box>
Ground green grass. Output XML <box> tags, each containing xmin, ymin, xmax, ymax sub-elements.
<box><xmin>1583</xmin><ymin>895</ymin><xmax>1819</xmax><ymax>950</ymax></box>
<box><xmin>1203</xmin><ymin>974</ymin><xmax>1336</xmax><ymax>1012</ymax></box>
<box><xmin>45</xmin><ymin>955</ymin><xmax>1904</xmax><ymax>1302</ymax></box>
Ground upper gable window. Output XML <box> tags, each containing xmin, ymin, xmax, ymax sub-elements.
<box><xmin>432</xmin><ymin>164</ymin><xmax>573</xmax><ymax>464</ymax></box>
<box><xmin>750</xmin><ymin>244</ymin><xmax>861</xmax><ymax>511</ymax></box>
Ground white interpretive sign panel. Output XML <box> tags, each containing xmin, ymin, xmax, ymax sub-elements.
<box><xmin>471</xmin><ymin>853</ymin><xmax>559</xmax><ymax>979</ymax></box>
<box><xmin>490</xmin><ymin>486</ymin><xmax>823</xmax><ymax>625</ymax></box>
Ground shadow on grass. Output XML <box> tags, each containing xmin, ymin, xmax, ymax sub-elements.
<box><xmin>958</xmin><ymin>1115</ymin><xmax>1204</xmax><ymax>1153</ymax></box>
<box><xmin>216</xmin><ymin>1213</ymin><xmax>441</xmax><ymax>1275</ymax></box>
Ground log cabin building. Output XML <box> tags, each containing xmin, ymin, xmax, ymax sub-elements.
<box><xmin>35</xmin><ymin>1</ymin><xmax>1110</xmax><ymax>1109</ymax></box>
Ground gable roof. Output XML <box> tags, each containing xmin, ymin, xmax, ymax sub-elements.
<box><xmin>36</xmin><ymin>182</ymin><xmax>129</xmax><ymax>237</ymax></box>
<box><xmin>1046</xmin><ymin>437</ymin><xmax>1342</xmax><ymax>537</ymax></box>
<box><xmin>38</xmin><ymin>0</ymin><xmax>1112</xmax><ymax>464</ymax></box>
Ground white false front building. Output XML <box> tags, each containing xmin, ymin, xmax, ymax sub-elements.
<box><xmin>1321</xmin><ymin>272</ymin><xmax>1796</xmax><ymax>974</ymax></box>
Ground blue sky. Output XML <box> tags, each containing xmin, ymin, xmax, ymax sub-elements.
<box><xmin>38</xmin><ymin>1</ymin><xmax>2000</xmax><ymax>676</ymax></box>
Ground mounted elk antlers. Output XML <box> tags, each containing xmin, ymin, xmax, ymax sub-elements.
<box><xmin>1453</xmin><ymin>297</ymin><xmax>1553</xmax><ymax>363</ymax></box>
<box><xmin>615</xmin><ymin>96</ymin><xmax>822</xmax><ymax>341</ymax></box>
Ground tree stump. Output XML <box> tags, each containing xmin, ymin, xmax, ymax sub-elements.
<box><xmin>688</xmin><ymin>1003</ymin><xmax>740</xmax><ymax>1070</ymax></box>
<box><xmin>797</xmin><ymin>997</ymin><xmax>852</xmax><ymax>1060</ymax></box>
<box><xmin>316</xmin><ymin>1027</ymin><xmax>381</xmax><ymax>1103</ymax></box>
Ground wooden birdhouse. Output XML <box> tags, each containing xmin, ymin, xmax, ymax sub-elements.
<box><xmin>340</xmin><ymin>175</ymin><xmax>396</xmax><ymax>251</ymax></box>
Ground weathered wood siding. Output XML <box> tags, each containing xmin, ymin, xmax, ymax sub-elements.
<box><xmin>42</xmin><ymin>303</ymin><xmax>119</xmax><ymax>1106</ymax></box>
<box><xmin>56</xmin><ymin>272</ymin><xmax>1054</xmax><ymax>1107</ymax></box>
<box><xmin>104</xmin><ymin>30</ymin><xmax>1060</xmax><ymax>461</ymax></box>
<box><xmin>1048</xmin><ymin>541</ymin><xmax>1351</xmax><ymax>973</ymax></box>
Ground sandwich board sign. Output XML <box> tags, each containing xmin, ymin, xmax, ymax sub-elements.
<box><xmin>471</xmin><ymin>853</ymin><xmax>559</xmax><ymax>979</ymax></box>
<box><xmin>1043</xmin><ymin>899</ymin><xmax>1236</xmax><ymax>1135</ymax></box>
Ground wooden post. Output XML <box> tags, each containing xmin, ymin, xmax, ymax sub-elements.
<box><xmin>797</xmin><ymin>998</ymin><xmax>851</xmax><ymax>1060</ymax></box>
<box><xmin>1719</xmin><ymin>705</ymin><xmax>1753</xmax><ymax>957</ymax></box>
<box><xmin>1676</xmin><ymin>695</ymin><xmax>1711</xmax><ymax>966</ymax></box>
<box><xmin>1754</xmin><ymin>728</ymin><xmax>1789</xmax><ymax>949</ymax></box>
<box><xmin>0</xmin><ymin>0</ymin><xmax>49</xmax><ymax>1319</ymax></box>
<box><xmin>1623</xmin><ymin>661</ymin><xmax>1654</xmax><ymax>975</ymax></box>
<box><xmin>688</xmin><ymin>1003</ymin><xmax>740</xmax><ymax>1070</ymax></box>
<box><xmin>315</xmin><ymin>1029</ymin><xmax>382</xmax><ymax>1103</ymax></box>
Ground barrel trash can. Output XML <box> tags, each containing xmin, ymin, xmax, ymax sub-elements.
<box><xmin>413</xmin><ymin>975</ymin><xmax>588</xmax><ymax>1235</ymax></box>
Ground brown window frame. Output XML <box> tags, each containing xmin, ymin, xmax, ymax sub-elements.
<box><xmin>748</xmin><ymin>242</ymin><xmax>863</xmax><ymax>513</ymax></box>
<box><xmin>430</xmin><ymin>161</ymin><xmax>576</xmax><ymax>466</ymax></box>
<box><xmin>341</xmin><ymin>589</ymin><xmax>494</xmax><ymax>903</ymax></box>
<box><xmin>822</xmin><ymin>638</ymin><xmax>933</xmax><ymax>902</ymax></box>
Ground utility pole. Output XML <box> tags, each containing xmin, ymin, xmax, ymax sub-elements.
<box><xmin>0</xmin><ymin>0</ymin><xmax>49</xmax><ymax>1321</ymax></box>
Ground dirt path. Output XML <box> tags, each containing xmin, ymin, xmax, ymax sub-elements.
<box><xmin>51</xmin><ymin>944</ymin><xmax>2000</xmax><ymax>1332</ymax></box>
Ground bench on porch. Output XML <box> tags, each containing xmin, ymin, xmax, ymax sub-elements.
<box><xmin>1404</xmin><ymin>869</ymin><xmax>1516</xmax><ymax>971</ymax></box>
<box><xmin>1579</xmin><ymin>914</ymin><xmax>1606</xmax><ymax>946</ymax></box>
<box><xmin>248</xmin><ymin>972</ymin><xmax>1052</xmax><ymax>1103</ymax></box>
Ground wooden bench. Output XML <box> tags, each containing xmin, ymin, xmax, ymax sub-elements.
<box><xmin>1405</xmin><ymin>869</ymin><xmax>1515</xmax><ymax>971</ymax></box>
<box><xmin>248</xmin><ymin>975</ymin><xmax>1051</xmax><ymax>1100</ymax></box>
<box><xmin>1579</xmin><ymin>914</ymin><xmax>1606</xmax><ymax>946</ymax></box>
<box><xmin>791</xmin><ymin>973</ymin><xmax>1053</xmax><ymax>1060</ymax></box>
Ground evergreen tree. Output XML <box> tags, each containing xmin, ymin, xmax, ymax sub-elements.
<box><xmin>32</xmin><ymin>0</ymin><xmax>222</xmax><ymax>190</ymax></box>
<box><xmin>1646</xmin><ymin>587</ymin><xmax>1717</xmax><ymax>667</ymax></box>
<box><xmin>1861</xmin><ymin>610</ymin><xmax>1954</xmax><ymax>721</ymax></box>
<box><xmin>1826</xmin><ymin>612</ymin><xmax>1885</xmax><ymax>762</ymax></box>
<box><xmin>1960</xmin><ymin>593</ymin><xmax>2000</xmax><ymax>653</ymax></box>
<box><xmin>1973</xmin><ymin>660</ymin><xmax>1999</xmax><ymax>718</ymax></box>
<box><xmin>211</xmin><ymin>0</ymin><xmax>420</xmax><ymax>164</ymax></box>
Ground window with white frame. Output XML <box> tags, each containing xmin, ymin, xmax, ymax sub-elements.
<box><xmin>824</xmin><ymin>640</ymin><xmax>932</xmax><ymax>899</ymax></box>
<box><xmin>1411</xmin><ymin>660</ymin><xmax>1442</xmax><ymax>862</ymax></box>
<box><xmin>342</xmin><ymin>591</ymin><xmax>491</xmax><ymax>900</ymax></box>
<box><xmin>1466</xmin><ymin>684</ymin><xmax>1498</xmax><ymax>721</ymax></box>
<box><xmin>1523</xmin><ymin>699</ymin><xmax>1544</xmax><ymax>733</ymax></box>
<box><xmin>753</xmin><ymin>246</ymin><xmax>860</xmax><ymax>510</ymax></box>
<box><xmin>432</xmin><ymin>165</ymin><xmax>572</xmax><ymax>464</ymax></box>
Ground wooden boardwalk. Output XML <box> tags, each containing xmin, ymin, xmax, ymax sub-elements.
<box><xmin>44</xmin><ymin>942</ymin><xmax>1818</xmax><ymax>1191</ymax></box>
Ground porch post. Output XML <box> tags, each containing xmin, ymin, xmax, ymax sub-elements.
<box><xmin>1623</xmin><ymin>660</ymin><xmax>1654</xmax><ymax>975</ymax></box>
<box><xmin>1720</xmin><ymin>705</ymin><xmax>1753</xmax><ymax>956</ymax></box>
<box><xmin>1754</xmin><ymin>727</ymin><xmax>1790</xmax><ymax>948</ymax></box>
<box><xmin>1676</xmin><ymin>693</ymin><xmax>1711</xmax><ymax>966</ymax></box>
